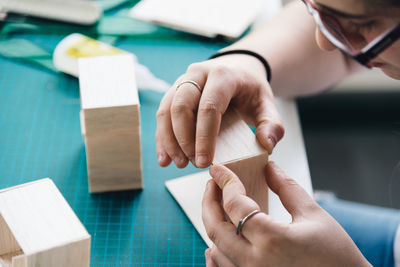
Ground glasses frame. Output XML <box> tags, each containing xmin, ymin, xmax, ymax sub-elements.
<box><xmin>302</xmin><ymin>0</ymin><xmax>400</xmax><ymax>67</ymax></box>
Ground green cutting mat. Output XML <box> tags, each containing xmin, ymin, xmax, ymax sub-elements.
<box><xmin>0</xmin><ymin>32</ymin><xmax>225</xmax><ymax>266</ymax></box>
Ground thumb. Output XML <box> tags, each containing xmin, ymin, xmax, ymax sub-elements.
<box><xmin>255</xmin><ymin>100</ymin><xmax>284</xmax><ymax>154</ymax></box>
<box><xmin>265</xmin><ymin>162</ymin><xmax>317</xmax><ymax>220</ymax></box>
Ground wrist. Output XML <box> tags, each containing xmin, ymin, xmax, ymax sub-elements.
<box><xmin>209</xmin><ymin>49</ymin><xmax>271</xmax><ymax>82</ymax></box>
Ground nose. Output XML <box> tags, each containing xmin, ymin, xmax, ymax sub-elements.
<box><xmin>315</xmin><ymin>28</ymin><xmax>337</xmax><ymax>51</ymax></box>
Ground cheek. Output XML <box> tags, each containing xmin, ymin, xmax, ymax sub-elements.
<box><xmin>379</xmin><ymin>41</ymin><xmax>400</xmax><ymax>65</ymax></box>
<box><xmin>315</xmin><ymin>28</ymin><xmax>337</xmax><ymax>51</ymax></box>
<box><xmin>377</xmin><ymin>41</ymin><xmax>400</xmax><ymax>80</ymax></box>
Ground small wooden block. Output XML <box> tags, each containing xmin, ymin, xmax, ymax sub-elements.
<box><xmin>79</xmin><ymin>54</ymin><xmax>143</xmax><ymax>193</ymax></box>
<box><xmin>0</xmin><ymin>178</ymin><xmax>91</xmax><ymax>267</ymax></box>
<box><xmin>214</xmin><ymin>109</ymin><xmax>269</xmax><ymax>212</ymax></box>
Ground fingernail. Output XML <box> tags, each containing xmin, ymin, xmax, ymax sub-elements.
<box><xmin>158</xmin><ymin>153</ymin><xmax>165</xmax><ymax>162</ymax></box>
<box><xmin>196</xmin><ymin>154</ymin><xmax>209</xmax><ymax>167</ymax></box>
<box><xmin>205</xmin><ymin>248</ymin><xmax>210</xmax><ymax>258</ymax></box>
<box><xmin>268</xmin><ymin>136</ymin><xmax>276</xmax><ymax>150</ymax></box>
<box><xmin>174</xmin><ymin>156</ymin><xmax>185</xmax><ymax>166</ymax></box>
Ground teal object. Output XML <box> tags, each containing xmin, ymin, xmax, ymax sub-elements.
<box><xmin>0</xmin><ymin>39</ymin><xmax>58</xmax><ymax>72</ymax></box>
<box><xmin>97</xmin><ymin>0</ymin><xmax>136</xmax><ymax>12</ymax></box>
<box><xmin>0</xmin><ymin>11</ymin><xmax>183</xmax><ymax>40</ymax></box>
<box><xmin>0</xmin><ymin>32</ymin><xmax>226</xmax><ymax>266</ymax></box>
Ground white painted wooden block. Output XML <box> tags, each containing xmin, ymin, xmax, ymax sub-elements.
<box><xmin>214</xmin><ymin>108</ymin><xmax>269</xmax><ymax>212</ymax></box>
<box><xmin>0</xmin><ymin>178</ymin><xmax>91</xmax><ymax>267</ymax></box>
<box><xmin>79</xmin><ymin>54</ymin><xmax>143</xmax><ymax>193</ymax></box>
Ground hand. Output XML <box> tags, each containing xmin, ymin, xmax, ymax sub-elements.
<box><xmin>202</xmin><ymin>162</ymin><xmax>371</xmax><ymax>267</ymax></box>
<box><xmin>155</xmin><ymin>55</ymin><xmax>284</xmax><ymax>169</ymax></box>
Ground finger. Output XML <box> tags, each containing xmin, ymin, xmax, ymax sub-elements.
<box><xmin>155</xmin><ymin>89</ymin><xmax>175</xmax><ymax>167</ymax></box>
<box><xmin>254</xmin><ymin>90</ymin><xmax>285</xmax><ymax>154</ymax></box>
<box><xmin>171</xmin><ymin>73</ymin><xmax>206</xmax><ymax>166</ymax></box>
<box><xmin>195</xmin><ymin>68</ymin><xmax>237</xmax><ymax>168</ymax></box>
<box><xmin>210</xmin><ymin>165</ymin><xmax>281</xmax><ymax>240</ymax></box>
<box><xmin>202</xmin><ymin>179</ymin><xmax>252</xmax><ymax>264</ymax></box>
<box><xmin>265</xmin><ymin>162</ymin><xmax>318</xmax><ymax>220</ymax></box>
<box><xmin>205</xmin><ymin>248</ymin><xmax>218</xmax><ymax>267</ymax></box>
<box><xmin>155</xmin><ymin>131</ymin><xmax>172</xmax><ymax>167</ymax></box>
<box><xmin>156</xmin><ymin>86</ymin><xmax>188</xmax><ymax>168</ymax></box>
<box><xmin>210</xmin><ymin>165</ymin><xmax>259</xmax><ymax>222</ymax></box>
<box><xmin>209</xmin><ymin>246</ymin><xmax>238</xmax><ymax>267</ymax></box>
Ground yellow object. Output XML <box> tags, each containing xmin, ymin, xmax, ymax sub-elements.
<box><xmin>66</xmin><ymin>35</ymin><xmax>124</xmax><ymax>58</ymax></box>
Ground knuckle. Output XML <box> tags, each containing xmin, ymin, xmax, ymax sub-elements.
<box><xmin>206</xmin><ymin>227</ymin><xmax>218</xmax><ymax>243</ymax></box>
<box><xmin>211</xmin><ymin>65</ymin><xmax>237</xmax><ymax>86</ymax></box>
<box><xmin>156</xmin><ymin>108</ymin><xmax>169</xmax><ymax>120</ymax></box>
<box><xmin>211</xmin><ymin>64</ymin><xmax>233</xmax><ymax>77</ymax></box>
<box><xmin>177</xmin><ymin>138</ymin><xmax>192</xmax><ymax>149</ymax></box>
<box><xmin>302</xmin><ymin>199</ymin><xmax>320</xmax><ymax>213</ymax></box>
<box><xmin>282</xmin><ymin>177</ymin><xmax>299</xmax><ymax>187</ymax></box>
<box><xmin>159</xmin><ymin>93</ymin><xmax>171</xmax><ymax>106</ymax></box>
<box><xmin>275</xmin><ymin>177</ymin><xmax>298</xmax><ymax>195</ymax></box>
<box><xmin>187</xmin><ymin>62</ymin><xmax>204</xmax><ymax>73</ymax></box>
<box><xmin>170</xmin><ymin>102</ymin><xmax>190</xmax><ymax>115</ymax></box>
<box><xmin>247</xmin><ymin>214</ymin><xmax>265</xmax><ymax>229</ymax></box>
<box><xmin>198</xmin><ymin>101</ymin><xmax>220</xmax><ymax>115</ymax></box>
<box><xmin>178</xmin><ymin>141</ymin><xmax>194</xmax><ymax>157</ymax></box>
<box><xmin>162</xmin><ymin>143</ymin><xmax>180</xmax><ymax>158</ymax></box>
<box><xmin>196</xmin><ymin>134</ymin><xmax>211</xmax><ymax>143</ymax></box>
<box><xmin>165</xmin><ymin>149</ymin><xmax>179</xmax><ymax>159</ymax></box>
<box><xmin>219</xmin><ymin>172</ymin><xmax>235</xmax><ymax>188</ymax></box>
<box><xmin>223</xmin><ymin>197</ymin><xmax>239</xmax><ymax>215</ymax></box>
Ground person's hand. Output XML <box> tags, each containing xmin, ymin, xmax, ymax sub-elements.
<box><xmin>155</xmin><ymin>55</ymin><xmax>284</xmax><ymax>169</ymax></box>
<box><xmin>202</xmin><ymin>162</ymin><xmax>371</xmax><ymax>267</ymax></box>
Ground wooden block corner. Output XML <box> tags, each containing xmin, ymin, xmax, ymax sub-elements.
<box><xmin>0</xmin><ymin>178</ymin><xmax>91</xmax><ymax>267</ymax></box>
<box><xmin>214</xmin><ymin>108</ymin><xmax>269</xmax><ymax>213</ymax></box>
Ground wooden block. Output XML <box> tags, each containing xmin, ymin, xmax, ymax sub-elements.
<box><xmin>79</xmin><ymin>54</ymin><xmax>143</xmax><ymax>193</ymax></box>
<box><xmin>214</xmin><ymin>109</ymin><xmax>269</xmax><ymax>213</ymax></box>
<box><xmin>0</xmin><ymin>178</ymin><xmax>91</xmax><ymax>267</ymax></box>
<box><xmin>166</xmin><ymin>98</ymin><xmax>314</xmax><ymax>247</ymax></box>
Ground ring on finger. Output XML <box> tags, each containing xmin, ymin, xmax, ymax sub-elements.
<box><xmin>236</xmin><ymin>209</ymin><xmax>261</xmax><ymax>235</ymax></box>
<box><xmin>176</xmin><ymin>80</ymin><xmax>202</xmax><ymax>93</ymax></box>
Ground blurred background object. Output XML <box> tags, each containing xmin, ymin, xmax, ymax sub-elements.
<box><xmin>298</xmin><ymin>71</ymin><xmax>400</xmax><ymax>209</ymax></box>
<box><xmin>334</xmin><ymin>69</ymin><xmax>400</xmax><ymax>93</ymax></box>
<box><xmin>0</xmin><ymin>7</ymin><xmax>7</xmax><ymax>21</ymax></box>
<box><xmin>0</xmin><ymin>0</ymin><xmax>102</xmax><ymax>25</ymax></box>
<box><xmin>130</xmin><ymin>0</ymin><xmax>269</xmax><ymax>39</ymax></box>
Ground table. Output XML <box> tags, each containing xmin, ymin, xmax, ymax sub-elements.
<box><xmin>0</xmin><ymin>33</ymin><xmax>223</xmax><ymax>266</ymax></box>
<box><xmin>0</xmin><ymin>6</ymin><xmax>311</xmax><ymax>266</ymax></box>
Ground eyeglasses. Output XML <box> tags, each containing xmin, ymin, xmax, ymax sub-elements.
<box><xmin>302</xmin><ymin>0</ymin><xmax>400</xmax><ymax>67</ymax></box>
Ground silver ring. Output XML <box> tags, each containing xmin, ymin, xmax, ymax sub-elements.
<box><xmin>176</xmin><ymin>80</ymin><xmax>202</xmax><ymax>93</ymax></box>
<box><xmin>236</xmin><ymin>209</ymin><xmax>260</xmax><ymax>235</ymax></box>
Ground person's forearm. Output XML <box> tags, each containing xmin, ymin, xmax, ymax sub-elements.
<box><xmin>221</xmin><ymin>1</ymin><xmax>362</xmax><ymax>97</ymax></box>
